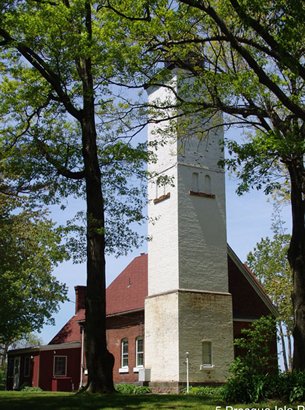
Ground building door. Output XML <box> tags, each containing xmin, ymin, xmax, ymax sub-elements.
<box><xmin>13</xmin><ymin>357</ymin><xmax>20</xmax><ymax>390</ymax></box>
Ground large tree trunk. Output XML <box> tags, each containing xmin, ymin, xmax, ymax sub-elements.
<box><xmin>82</xmin><ymin>129</ymin><xmax>114</xmax><ymax>392</ymax></box>
<box><xmin>81</xmin><ymin>1</ymin><xmax>114</xmax><ymax>393</ymax></box>
<box><xmin>287</xmin><ymin>159</ymin><xmax>305</xmax><ymax>371</ymax></box>
<box><xmin>82</xmin><ymin>108</ymin><xmax>115</xmax><ymax>393</ymax></box>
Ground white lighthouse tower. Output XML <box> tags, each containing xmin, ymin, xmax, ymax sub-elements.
<box><xmin>144</xmin><ymin>69</ymin><xmax>234</xmax><ymax>391</ymax></box>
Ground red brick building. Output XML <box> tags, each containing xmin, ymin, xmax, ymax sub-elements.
<box><xmin>6</xmin><ymin>248</ymin><xmax>277</xmax><ymax>391</ymax></box>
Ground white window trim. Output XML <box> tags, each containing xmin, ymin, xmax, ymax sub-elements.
<box><xmin>121</xmin><ymin>338</ymin><xmax>128</xmax><ymax>369</ymax></box>
<box><xmin>53</xmin><ymin>355</ymin><xmax>67</xmax><ymax>377</ymax></box>
<box><xmin>119</xmin><ymin>367</ymin><xmax>129</xmax><ymax>374</ymax></box>
<box><xmin>135</xmin><ymin>337</ymin><xmax>144</xmax><ymax>368</ymax></box>
<box><xmin>200</xmin><ymin>364</ymin><xmax>215</xmax><ymax>370</ymax></box>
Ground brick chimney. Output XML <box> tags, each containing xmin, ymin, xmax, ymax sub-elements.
<box><xmin>74</xmin><ymin>286</ymin><xmax>86</xmax><ymax>313</ymax></box>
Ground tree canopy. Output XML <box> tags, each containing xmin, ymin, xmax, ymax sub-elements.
<box><xmin>247</xmin><ymin>216</ymin><xmax>293</xmax><ymax>371</ymax></box>
<box><xmin>104</xmin><ymin>0</ymin><xmax>305</xmax><ymax>371</ymax></box>
<box><xmin>2</xmin><ymin>0</ymin><xmax>305</xmax><ymax>383</ymax></box>
<box><xmin>0</xmin><ymin>196</ymin><xmax>68</xmax><ymax>346</ymax></box>
<box><xmin>0</xmin><ymin>0</ymin><xmax>150</xmax><ymax>392</ymax></box>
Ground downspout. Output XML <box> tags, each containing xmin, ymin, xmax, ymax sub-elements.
<box><xmin>79</xmin><ymin>326</ymin><xmax>84</xmax><ymax>390</ymax></box>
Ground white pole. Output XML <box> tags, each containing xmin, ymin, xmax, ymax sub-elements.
<box><xmin>185</xmin><ymin>352</ymin><xmax>189</xmax><ymax>393</ymax></box>
<box><xmin>79</xmin><ymin>326</ymin><xmax>84</xmax><ymax>390</ymax></box>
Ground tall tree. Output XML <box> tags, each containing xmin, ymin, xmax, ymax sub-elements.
<box><xmin>105</xmin><ymin>0</ymin><xmax>305</xmax><ymax>370</ymax></box>
<box><xmin>246</xmin><ymin>216</ymin><xmax>293</xmax><ymax>371</ymax></box>
<box><xmin>0</xmin><ymin>196</ymin><xmax>67</xmax><ymax>364</ymax></box>
<box><xmin>0</xmin><ymin>1</ymin><xmax>148</xmax><ymax>392</ymax></box>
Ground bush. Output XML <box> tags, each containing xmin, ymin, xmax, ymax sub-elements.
<box><xmin>222</xmin><ymin>372</ymin><xmax>268</xmax><ymax>403</ymax></box>
<box><xmin>21</xmin><ymin>386</ymin><xmax>43</xmax><ymax>393</ymax></box>
<box><xmin>276</xmin><ymin>371</ymin><xmax>305</xmax><ymax>402</ymax></box>
<box><xmin>115</xmin><ymin>384</ymin><xmax>151</xmax><ymax>395</ymax></box>
<box><xmin>182</xmin><ymin>386</ymin><xmax>223</xmax><ymax>399</ymax></box>
<box><xmin>222</xmin><ymin>316</ymin><xmax>277</xmax><ymax>403</ymax></box>
<box><xmin>0</xmin><ymin>368</ymin><xmax>6</xmax><ymax>390</ymax></box>
<box><xmin>222</xmin><ymin>370</ymin><xmax>305</xmax><ymax>403</ymax></box>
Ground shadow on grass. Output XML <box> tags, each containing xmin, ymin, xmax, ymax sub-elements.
<box><xmin>0</xmin><ymin>391</ymin><xmax>221</xmax><ymax>410</ymax></box>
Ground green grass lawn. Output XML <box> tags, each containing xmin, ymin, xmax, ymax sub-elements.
<box><xmin>0</xmin><ymin>391</ymin><xmax>293</xmax><ymax>410</ymax></box>
<box><xmin>0</xmin><ymin>391</ymin><xmax>226</xmax><ymax>410</ymax></box>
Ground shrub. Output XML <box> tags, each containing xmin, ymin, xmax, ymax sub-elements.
<box><xmin>277</xmin><ymin>371</ymin><xmax>305</xmax><ymax>402</ymax></box>
<box><xmin>21</xmin><ymin>386</ymin><xmax>43</xmax><ymax>393</ymax></box>
<box><xmin>222</xmin><ymin>316</ymin><xmax>277</xmax><ymax>403</ymax></box>
<box><xmin>115</xmin><ymin>384</ymin><xmax>151</xmax><ymax>395</ymax></box>
<box><xmin>182</xmin><ymin>386</ymin><xmax>223</xmax><ymax>399</ymax></box>
<box><xmin>0</xmin><ymin>368</ymin><xmax>6</xmax><ymax>390</ymax></box>
<box><xmin>222</xmin><ymin>372</ymin><xmax>268</xmax><ymax>403</ymax></box>
<box><xmin>223</xmin><ymin>368</ymin><xmax>305</xmax><ymax>403</ymax></box>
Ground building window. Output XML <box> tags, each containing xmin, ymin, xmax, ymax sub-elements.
<box><xmin>119</xmin><ymin>338</ymin><xmax>128</xmax><ymax>372</ymax></box>
<box><xmin>24</xmin><ymin>357</ymin><xmax>30</xmax><ymax>377</ymax></box>
<box><xmin>53</xmin><ymin>356</ymin><xmax>67</xmax><ymax>377</ymax></box>
<box><xmin>204</xmin><ymin>175</ymin><xmax>212</xmax><ymax>194</ymax></box>
<box><xmin>202</xmin><ymin>341</ymin><xmax>212</xmax><ymax>367</ymax></box>
<box><xmin>136</xmin><ymin>337</ymin><xmax>144</xmax><ymax>368</ymax></box>
<box><xmin>192</xmin><ymin>172</ymin><xmax>199</xmax><ymax>192</ymax></box>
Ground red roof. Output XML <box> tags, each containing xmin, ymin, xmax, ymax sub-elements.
<box><xmin>49</xmin><ymin>309</ymin><xmax>85</xmax><ymax>344</ymax></box>
<box><xmin>106</xmin><ymin>253</ymin><xmax>148</xmax><ymax>315</ymax></box>
<box><xmin>49</xmin><ymin>250</ymin><xmax>275</xmax><ymax>345</ymax></box>
<box><xmin>49</xmin><ymin>254</ymin><xmax>147</xmax><ymax>344</ymax></box>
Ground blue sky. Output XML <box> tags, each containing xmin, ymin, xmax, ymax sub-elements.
<box><xmin>39</xmin><ymin>170</ymin><xmax>291</xmax><ymax>344</ymax></box>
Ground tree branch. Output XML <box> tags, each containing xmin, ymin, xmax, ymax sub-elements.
<box><xmin>229</xmin><ymin>0</ymin><xmax>305</xmax><ymax>79</ymax></box>
<box><xmin>99</xmin><ymin>0</ymin><xmax>151</xmax><ymax>21</ymax></box>
<box><xmin>178</xmin><ymin>0</ymin><xmax>305</xmax><ymax>122</ymax></box>
<box><xmin>35</xmin><ymin>139</ymin><xmax>85</xmax><ymax>180</ymax></box>
<box><xmin>0</xmin><ymin>27</ymin><xmax>82</xmax><ymax>121</ymax></box>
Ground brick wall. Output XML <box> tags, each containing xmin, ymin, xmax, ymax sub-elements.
<box><xmin>107</xmin><ymin>312</ymin><xmax>144</xmax><ymax>384</ymax></box>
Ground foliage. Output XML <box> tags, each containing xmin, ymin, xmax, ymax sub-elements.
<box><xmin>115</xmin><ymin>384</ymin><xmax>151</xmax><ymax>395</ymax></box>
<box><xmin>223</xmin><ymin>370</ymin><xmax>305</xmax><ymax>403</ymax></box>
<box><xmin>21</xmin><ymin>386</ymin><xmax>43</xmax><ymax>393</ymax></box>
<box><xmin>0</xmin><ymin>196</ymin><xmax>68</xmax><ymax>346</ymax></box>
<box><xmin>182</xmin><ymin>386</ymin><xmax>223</xmax><ymax>399</ymax></box>
<box><xmin>246</xmin><ymin>215</ymin><xmax>293</xmax><ymax>371</ymax></box>
<box><xmin>234</xmin><ymin>315</ymin><xmax>277</xmax><ymax>374</ymax></box>
<box><xmin>0</xmin><ymin>0</ymin><xmax>151</xmax><ymax>392</ymax></box>
<box><xmin>222</xmin><ymin>316</ymin><xmax>277</xmax><ymax>403</ymax></box>
<box><xmin>247</xmin><ymin>226</ymin><xmax>292</xmax><ymax>328</ymax></box>
<box><xmin>9</xmin><ymin>334</ymin><xmax>43</xmax><ymax>351</ymax></box>
<box><xmin>0</xmin><ymin>367</ymin><xmax>5</xmax><ymax>391</ymax></box>
<box><xmin>0</xmin><ymin>1</ymin><xmax>149</xmax><ymax>255</ymax></box>
<box><xmin>163</xmin><ymin>0</ymin><xmax>305</xmax><ymax>371</ymax></box>
<box><xmin>1</xmin><ymin>332</ymin><xmax>42</xmax><ymax>370</ymax></box>
<box><xmin>104</xmin><ymin>0</ymin><xmax>305</xmax><ymax>371</ymax></box>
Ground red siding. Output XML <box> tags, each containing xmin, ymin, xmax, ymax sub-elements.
<box><xmin>38</xmin><ymin>348</ymin><xmax>80</xmax><ymax>391</ymax></box>
<box><xmin>228</xmin><ymin>256</ymin><xmax>272</xmax><ymax>319</ymax></box>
